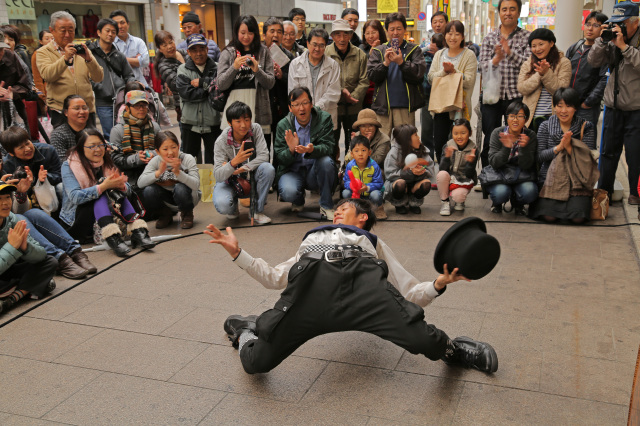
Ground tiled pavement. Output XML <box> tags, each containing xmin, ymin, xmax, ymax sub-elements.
<box><xmin>0</xmin><ymin>184</ymin><xmax>638</xmax><ymax>424</ymax></box>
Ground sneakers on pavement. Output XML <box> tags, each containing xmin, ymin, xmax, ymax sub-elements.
<box><xmin>320</xmin><ymin>207</ymin><xmax>335</xmax><ymax>220</ymax></box>
<box><xmin>223</xmin><ymin>314</ymin><xmax>258</xmax><ymax>348</ymax></box>
<box><xmin>440</xmin><ymin>201</ymin><xmax>451</xmax><ymax>216</ymax></box>
<box><xmin>473</xmin><ymin>183</ymin><xmax>483</xmax><ymax>192</ymax></box>
<box><xmin>252</xmin><ymin>212</ymin><xmax>272</xmax><ymax>225</ymax></box>
<box><xmin>453</xmin><ymin>201</ymin><xmax>465</xmax><ymax>211</ymax></box>
<box><xmin>444</xmin><ymin>336</ymin><xmax>499</xmax><ymax>373</ymax></box>
<box><xmin>490</xmin><ymin>204</ymin><xmax>502</xmax><ymax>214</ymax></box>
<box><xmin>226</xmin><ymin>207</ymin><xmax>240</xmax><ymax>220</ymax></box>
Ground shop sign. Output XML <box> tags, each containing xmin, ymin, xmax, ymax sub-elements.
<box><xmin>416</xmin><ymin>21</ymin><xmax>427</xmax><ymax>31</ymax></box>
<box><xmin>6</xmin><ymin>0</ymin><xmax>36</xmax><ymax>20</ymax></box>
<box><xmin>377</xmin><ymin>0</ymin><xmax>398</xmax><ymax>14</ymax></box>
<box><xmin>323</xmin><ymin>14</ymin><xmax>336</xmax><ymax>21</ymax></box>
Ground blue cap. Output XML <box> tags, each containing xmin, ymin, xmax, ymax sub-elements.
<box><xmin>187</xmin><ymin>34</ymin><xmax>207</xmax><ymax>49</ymax></box>
<box><xmin>608</xmin><ymin>1</ymin><xmax>639</xmax><ymax>23</ymax></box>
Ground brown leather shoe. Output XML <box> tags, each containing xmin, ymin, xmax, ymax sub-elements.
<box><xmin>70</xmin><ymin>248</ymin><xmax>97</xmax><ymax>274</ymax></box>
<box><xmin>628</xmin><ymin>194</ymin><xmax>640</xmax><ymax>205</ymax></box>
<box><xmin>155</xmin><ymin>208</ymin><xmax>174</xmax><ymax>229</ymax></box>
<box><xmin>57</xmin><ymin>253</ymin><xmax>89</xmax><ymax>280</ymax></box>
<box><xmin>180</xmin><ymin>210</ymin><xmax>194</xmax><ymax>229</ymax></box>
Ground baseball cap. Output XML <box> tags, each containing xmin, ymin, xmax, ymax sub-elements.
<box><xmin>0</xmin><ymin>181</ymin><xmax>17</xmax><ymax>195</ymax></box>
<box><xmin>608</xmin><ymin>1</ymin><xmax>639</xmax><ymax>23</ymax></box>
<box><xmin>187</xmin><ymin>34</ymin><xmax>207</xmax><ymax>49</ymax></box>
<box><xmin>125</xmin><ymin>90</ymin><xmax>149</xmax><ymax>106</ymax></box>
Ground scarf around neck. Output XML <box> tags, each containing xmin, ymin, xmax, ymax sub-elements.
<box><xmin>67</xmin><ymin>151</ymin><xmax>118</xmax><ymax>189</ymax></box>
<box><xmin>121</xmin><ymin>109</ymin><xmax>155</xmax><ymax>154</ymax></box>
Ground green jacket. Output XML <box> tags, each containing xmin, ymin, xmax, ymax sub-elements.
<box><xmin>274</xmin><ymin>107</ymin><xmax>335</xmax><ymax>181</ymax></box>
<box><xmin>176</xmin><ymin>56</ymin><xmax>221</xmax><ymax>130</ymax></box>
<box><xmin>0</xmin><ymin>212</ymin><xmax>46</xmax><ymax>276</ymax></box>
<box><xmin>325</xmin><ymin>43</ymin><xmax>369</xmax><ymax>115</ymax></box>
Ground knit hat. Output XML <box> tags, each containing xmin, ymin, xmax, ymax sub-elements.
<box><xmin>352</xmin><ymin>109</ymin><xmax>381</xmax><ymax>130</ymax></box>
<box><xmin>182</xmin><ymin>12</ymin><xmax>201</xmax><ymax>25</ymax></box>
<box><xmin>187</xmin><ymin>33</ymin><xmax>207</xmax><ymax>49</ymax></box>
<box><xmin>528</xmin><ymin>28</ymin><xmax>556</xmax><ymax>46</ymax></box>
<box><xmin>331</xmin><ymin>19</ymin><xmax>353</xmax><ymax>35</ymax></box>
<box><xmin>125</xmin><ymin>90</ymin><xmax>148</xmax><ymax>106</ymax></box>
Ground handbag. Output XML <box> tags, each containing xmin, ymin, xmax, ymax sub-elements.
<box><xmin>478</xmin><ymin>164</ymin><xmax>536</xmax><ymax>188</ymax></box>
<box><xmin>226</xmin><ymin>174</ymin><xmax>251</xmax><ymax>198</ymax></box>
<box><xmin>482</xmin><ymin>65</ymin><xmax>501</xmax><ymax>105</ymax></box>
<box><xmin>591</xmin><ymin>188</ymin><xmax>609</xmax><ymax>221</ymax></box>
<box><xmin>197</xmin><ymin>164</ymin><xmax>215</xmax><ymax>202</ymax></box>
<box><xmin>209</xmin><ymin>80</ymin><xmax>230</xmax><ymax>112</ymax></box>
<box><xmin>32</xmin><ymin>179</ymin><xmax>59</xmax><ymax>214</ymax></box>
<box><xmin>428</xmin><ymin>72</ymin><xmax>463</xmax><ymax>114</ymax></box>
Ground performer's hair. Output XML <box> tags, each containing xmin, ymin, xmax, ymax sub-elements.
<box><xmin>335</xmin><ymin>198</ymin><xmax>377</xmax><ymax>231</ymax></box>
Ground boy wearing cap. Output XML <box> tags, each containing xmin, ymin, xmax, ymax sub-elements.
<box><xmin>205</xmin><ymin>200</ymin><xmax>500</xmax><ymax>376</ymax></box>
<box><xmin>325</xmin><ymin>19</ymin><xmax>369</xmax><ymax>161</ymax></box>
<box><xmin>176</xmin><ymin>34</ymin><xmax>221</xmax><ymax>165</ymax></box>
<box><xmin>589</xmin><ymin>1</ymin><xmax>640</xmax><ymax>205</ymax></box>
<box><xmin>0</xmin><ymin>182</ymin><xmax>57</xmax><ymax>314</ymax></box>
<box><xmin>177</xmin><ymin>12</ymin><xmax>220</xmax><ymax>62</ymax></box>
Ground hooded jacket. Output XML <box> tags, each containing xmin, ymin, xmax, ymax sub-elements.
<box><xmin>176</xmin><ymin>56</ymin><xmax>220</xmax><ymax>130</ymax></box>
<box><xmin>367</xmin><ymin>41</ymin><xmax>427</xmax><ymax>115</ymax></box>
<box><xmin>87</xmin><ymin>40</ymin><xmax>136</xmax><ymax>107</ymax></box>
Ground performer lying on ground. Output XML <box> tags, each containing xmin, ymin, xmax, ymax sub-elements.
<box><xmin>204</xmin><ymin>198</ymin><xmax>500</xmax><ymax>375</ymax></box>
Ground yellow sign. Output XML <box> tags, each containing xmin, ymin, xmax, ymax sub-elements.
<box><xmin>378</xmin><ymin>0</ymin><xmax>398</xmax><ymax>14</ymax></box>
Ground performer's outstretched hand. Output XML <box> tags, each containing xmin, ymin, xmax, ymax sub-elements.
<box><xmin>434</xmin><ymin>264</ymin><xmax>470</xmax><ymax>291</ymax></box>
<box><xmin>204</xmin><ymin>225</ymin><xmax>241</xmax><ymax>259</ymax></box>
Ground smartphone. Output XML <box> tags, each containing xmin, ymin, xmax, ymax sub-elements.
<box><xmin>243</xmin><ymin>140</ymin><xmax>255</xmax><ymax>151</ymax></box>
<box><xmin>390</xmin><ymin>38</ymin><xmax>400</xmax><ymax>52</ymax></box>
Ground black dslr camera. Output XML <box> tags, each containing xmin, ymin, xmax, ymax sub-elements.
<box><xmin>11</xmin><ymin>166</ymin><xmax>27</xmax><ymax>181</ymax></box>
<box><xmin>601</xmin><ymin>22</ymin><xmax>627</xmax><ymax>43</ymax></box>
<box><xmin>73</xmin><ymin>44</ymin><xmax>86</xmax><ymax>55</ymax></box>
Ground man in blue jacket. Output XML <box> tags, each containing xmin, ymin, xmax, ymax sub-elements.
<box><xmin>177</xmin><ymin>12</ymin><xmax>221</xmax><ymax>62</ymax></box>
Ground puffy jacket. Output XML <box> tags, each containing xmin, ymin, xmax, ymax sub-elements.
<box><xmin>288</xmin><ymin>50</ymin><xmax>341</xmax><ymax>129</ymax></box>
<box><xmin>325</xmin><ymin>42</ymin><xmax>369</xmax><ymax>115</ymax></box>
<box><xmin>36</xmin><ymin>41</ymin><xmax>104</xmax><ymax>112</ymax></box>
<box><xmin>2</xmin><ymin>143</ymin><xmax>62</xmax><ymax>187</ymax></box>
<box><xmin>216</xmin><ymin>45</ymin><xmax>275</xmax><ymax>126</ymax></box>
<box><xmin>176</xmin><ymin>56</ymin><xmax>220</xmax><ymax>130</ymax></box>
<box><xmin>343</xmin><ymin>157</ymin><xmax>384</xmax><ymax>197</ymax></box>
<box><xmin>566</xmin><ymin>40</ymin><xmax>607</xmax><ymax>108</ymax></box>
<box><xmin>367</xmin><ymin>41</ymin><xmax>426</xmax><ymax>115</ymax></box>
<box><xmin>274</xmin><ymin>107</ymin><xmax>335</xmax><ymax>182</ymax></box>
<box><xmin>0</xmin><ymin>212</ymin><xmax>45</xmax><ymax>276</ymax></box>
<box><xmin>88</xmin><ymin>41</ymin><xmax>136</xmax><ymax>107</ymax></box>
<box><xmin>343</xmin><ymin>129</ymin><xmax>391</xmax><ymax>172</ymax></box>
<box><xmin>383</xmin><ymin>141</ymin><xmax>435</xmax><ymax>186</ymax></box>
<box><xmin>156</xmin><ymin>49</ymin><xmax>187</xmax><ymax>107</ymax></box>
<box><xmin>439</xmin><ymin>139</ymin><xmax>478</xmax><ymax>185</ymax></box>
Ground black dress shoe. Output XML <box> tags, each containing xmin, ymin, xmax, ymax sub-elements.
<box><xmin>444</xmin><ymin>336</ymin><xmax>498</xmax><ymax>373</ymax></box>
<box><xmin>395</xmin><ymin>205</ymin><xmax>409</xmax><ymax>215</ymax></box>
<box><xmin>223</xmin><ymin>314</ymin><xmax>258</xmax><ymax>348</ymax></box>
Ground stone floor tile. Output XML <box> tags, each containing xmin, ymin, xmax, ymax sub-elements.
<box><xmin>169</xmin><ymin>345</ymin><xmax>327</xmax><ymax>402</ymax></box>
<box><xmin>24</xmin><ymin>290</ymin><xmax>104</xmax><ymax>321</ymax></box>
<box><xmin>2</xmin><ymin>414</ymin><xmax>68</xmax><ymax>425</ymax></box>
<box><xmin>496</xmin><ymin>267</ymin><xmax>606</xmax><ymax>298</ymax></box>
<box><xmin>61</xmin><ymin>294</ymin><xmax>196</xmax><ymax>335</ymax></box>
<box><xmin>539</xmin><ymin>351</ymin><xmax>633</xmax><ymax>405</ymax></box>
<box><xmin>0</xmin><ymin>355</ymin><xmax>101</xmax><ymax>418</ymax></box>
<box><xmin>545</xmin><ymin>293</ymin><xmax>640</xmax><ymax>328</ymax></box>
<box><xmin>453</xmin><ymin>382</ymin><xmax>627</xmax><ymax>425</ymax></box>
<box><xmin>199</xmin><ymin>393</ymin><xmax>369</xmax><ymax>425</ymax></box>
<box><xmin>54</xmin><ymin>329</ymin><xmax>208</xmax><ymax>381</ymax></box>
<box><xmin>73</xmin><ymin>269</ymin><xmax>187</xmax><ymax>301</ymax></box>
<box><xmin>612</xmin><ymin>327</ymin><xmax>640</xmax><ymax>364</ymax></box>
<box><xmin>600</xmin><ymin>240</ymin><xmax>637</xmax><ymax>260</ymax></box>
<box><xmin>301</xmin><ymin>362</ymin><xmax>464</xmax><ymax>424</ymax></box>
<box><xmin>160</xmin><ymin>307</ymin><xmax>234</xmax><ymax>344</ymax></box>
<box><xmin>292</xmin><ymin>331</ymin><xmax>405</xmax><ymax>370</ymax></box>
<box><xmin>551</xmin><ymin>254</ymin><xmax>639</xmax><ymax>278</ymax></box>
<box><xmin>0</xmin><ymin>317</ymin><xmax>102</xmax><ymax>362</ymax></box>
<box><xmin>43</xmin><ymin>372</ymin><xmax>225</xmax><ymax>425</ymax></box>
<box><xmin>605</xmin><ymin>277</ymin><xmax>640</xmax><ymax>301</ymax></box>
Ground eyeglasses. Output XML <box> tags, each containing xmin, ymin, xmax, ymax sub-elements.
<box><xmin>584</xmin><ymin>23</ymin><xmax>601</xmax><ymax>29</ymax></box>
<box><xmin>508</xmin><ymin>114</ymin><xmax>527</xmax><ymax>121</ymax></box>
<box><xmin>130</xmin><ymin>103</ymin><xmax>149</xmax><ymax>109</ymax></box>
<box><xmin>309</xmin><ymin>42</ymin><xmax>326</xmax><ymax>49</ymax></box>
<box><xmin>290</xmin><ymin>100</ymin><xmax>311</xmax><ymax>108</ymax></box>
<box><xmin>84</xmin><ymin>144</ymin><xmax>107</xmax><ymax>151</ymax></box>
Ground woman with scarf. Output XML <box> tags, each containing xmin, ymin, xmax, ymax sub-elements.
<box><xmin>110</xmin><ymin>90</ymin><xmax>161</xmax><ymax>214</ymax></box>
<box><xmin>60</xmin><ymin>129</ymin><xmax>155</xmax><ymax>257</ymax></box>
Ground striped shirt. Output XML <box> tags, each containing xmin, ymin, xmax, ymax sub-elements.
<box><xmin>479</xmin><ymin>26</ymin><xmax>531</xmax><ymax>101</ymax></box>
<box><xmin>534</xmin><ymin>89</ymin><xmax>553</xmax><ymax>116</ymax></box>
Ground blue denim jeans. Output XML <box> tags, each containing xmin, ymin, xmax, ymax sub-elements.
<box><xmin>341</xmin><ymin>189</ymin><xmax>383</xmax><ymax>207</ymax></box>
<box><xmin>22</xmin><ymin>209</ymin><xmax>80</xmax><ymax>260</ymax></box>
<box><xmin>487</xmin><ymin>182</ymin><xmax>538</xmax><ymax>207</ymax></box>
<box><xmin>95</xmin><ymin>106</ymin><xmax>115</xmax><ymax>141</ymax></box>
<box><xmin>278</xmin><ymin>156</ymin><xmax>337</xmax><ymax>209</ymax></box>
<box><xmin>143</xmin><ymin>183</ymin><xmax>194</xmax><ymax>212</ymax></box>
<box><xmin>213</xmin><ymin>162</ymin><xmax>275</xmax><ymax>215</ymax></box>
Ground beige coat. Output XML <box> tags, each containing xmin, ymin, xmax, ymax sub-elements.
<box><xmin>325</xmin><ymin>43</ymin><xmax>369</xmax><ymax>116</ymax></box>
<box><xmin>36</xmin><ymin>41</ymin><xmax>104</xmax><ymax>113</ymax></box>
<box><xmin>517</xmin><ymin>53</ymin><xmax>572</xmax><ymax>127</ymax></box>
<box><xmin>428</xmin><ymin>47</ymin><xmax>477</xmax><ymax>120</ymax></box>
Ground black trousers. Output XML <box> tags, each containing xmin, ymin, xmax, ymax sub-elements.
<box><xmin>599</xmin><ymin>107</ymin><xmax>640</xmax><ymax>198</ymax></box>
<box><xmin>182</xmin><ymin>124</ymin><xmax>221</xmax><ymax>164</ymax></box>
<box><xmin>239</xmin><ymin>256</ymin><xmax>450</xmax><ymax>374</ymax></box>
<box><xmin>0</xmin><ymin>255</ymin><xmax>57</xmax><ymax>299</ymax></box>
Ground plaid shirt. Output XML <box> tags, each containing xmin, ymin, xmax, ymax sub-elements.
<box><xmin>479</xmin><ymin>26</ymin><xmax>531</xmax><ymax>101</ymax></box>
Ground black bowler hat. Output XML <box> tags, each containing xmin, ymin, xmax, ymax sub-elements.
<box><xmin>433</xmin><ymin>217</ymin><xmax>501</xmax><ymax>280</ymax></box>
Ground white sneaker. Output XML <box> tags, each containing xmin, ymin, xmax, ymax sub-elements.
<box><xmin>226</xmin><ymin>207</ymin><xmax>239</xmax><ymax>220</ymax></box>
<box><xmin>320</xmin><ymin>207</ymin><xmax>335</xmax><ymax>220</ymax></box>
<box><xmin>473</xmin><ymin>183</ymin><xmax>482</xmax><ymax>192</ymax></box>
<box><xmin>440</xmin><ymin>201</ymin><xmax>451</xmax><ymax>216</ymax></box>
<box><xmin>252</xmin><ymin>212</ymin><xmax>272</xmax><ymax>225</ymax></box>
<box><xmin>454</xmin><ymin>201</ymin><xmax>465</xmax><ymax>211</ymax></box>
<box><xmin>291</xmin><ymin>203</ymin><xmax>304</xmax><ymax>212</ymax></box>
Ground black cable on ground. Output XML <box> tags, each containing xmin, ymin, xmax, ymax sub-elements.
<box><xmin>1</xmin><ymin>216</ymin><xmax>638</xmax><ymax>329</ymax></box>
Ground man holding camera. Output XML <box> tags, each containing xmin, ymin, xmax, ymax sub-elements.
<box><xmin>589</xmin><ymin>1</ymin><xmax>640</xmax><ymax>205</ymax></box>
<box><xmin>36</xmin><ymin>11</ymin><xmax>104</xmax><ymax>129</ymax></box>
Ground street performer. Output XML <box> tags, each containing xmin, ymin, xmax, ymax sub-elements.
<box><xmin>204</xmin><ymin>199</ymin><xmax>501</xmax><ymax>375</ymax></box>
